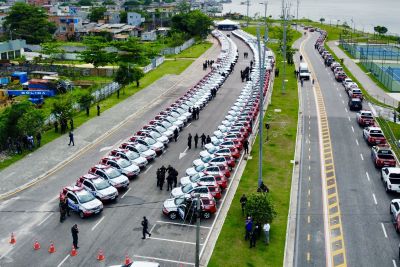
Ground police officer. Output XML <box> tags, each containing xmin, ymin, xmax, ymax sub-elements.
<box><xmin>243</xmin><ymin>139</ymin><xmax>249</xmax><ymax>154</ymax></box>
<box><xmin>59</xmin><ymin>198</ymin><xmax>66</xmax><ymax>223</ymax></box>
<box><xmin>166</xmin><ymin>173</ymin><xmax>174</xmax><ymax>191</ymax></box>
<box><xmin>201</xmin><ymin>133</ymin><xmax>206</xmax><ymax>147</ymax></box>
<box><xmin>188</xmin><ymin>133</ymin><xmax>192</xmax><ymax>149</ymax></box>
<box><xmin>141</xmin><ymin>217</ymin><xmax>151</xmax><ymax>239</ymax></box>
<box><xmin>71</xmin><ymin>224</ymin><xmax>79</xmax><ymax>249</ymax></box>
<box><xmin>156</xmin><ymin>168</ymin><xmax>161</xmax><ymax>188</ymax></box>
<box><xmin>172</xmin><ymin>168</ymin><xmax>179</xmax><ymax>188</ymax></box>
<box><xmin>206</xmin><ymin>135</ymin><xmax>211</xmax><ymax>144</ymax></box>
<box><xmin>194</xmin><ymin>134</ymin><xmax>199</xmax><ymax>149</ymax></box>
<box><xmin>173</xmin><ymin>128</ymin><xmax>179</xmax><ymax>142</ymax></box>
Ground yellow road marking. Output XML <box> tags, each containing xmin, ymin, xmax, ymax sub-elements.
<box><xmin>307</xmin><ymin>234</ymin><xmax>311</xmax><ymax>241</ymax></box>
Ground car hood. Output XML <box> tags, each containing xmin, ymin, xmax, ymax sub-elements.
<box><xmin>98</xmin><ymin>186</ymin><xmax>118</xmax><ymax>196</ymax></box>
<box><xmin>81</xmin><ymin>198</ymin><xmax>103</xmax><ymax>210</ymax></box>
<box><xmin>171</xmin><ymin>187</ymin><xmax>183</xmax><ymax>197</ymax></box>
<box><xmin>163</xmin><ymin>198</ymin><xmax>177</xmax><ymax>209</ymax></box>
<box><xmin>110</xmin><ymin>174</ymin><xmax>129</xmax><ymax>185</ymax></box>
<box><xmin>124</xmin><ymin>164</ymin><xmax>139</xmax><ymax>173</ymax></box>
<box><xmin>180</xmin><ymin>176</ymin><xmax>191</xmax><ymax>186</ymax></box>
<box><xmin>200</xmin><ymin>150</ymin><xmax>211</xmax><ymax>158</ymax></box>
<box><xmin>143</xmin><ymin>149</ymin><xmax>156</xmax><ymax>156</ymax></box>
<box><xmin>133</xmin><ymin>156</ymin><xmax>148</xmax><ymax>165</ymax></box>
<box><xmin>157</xmin><ymin>135</ymin><xmax>168</xmax><ymax>142</ymax></box>
<box><xmin>186</xmin><ymin>167</ymin><xmax>198</xmax><ymax>177</ymax></box>
<box><xmin>193</xmin><ymin>159</ymin><xmax>204</xmax><ymax>167</ymax></box>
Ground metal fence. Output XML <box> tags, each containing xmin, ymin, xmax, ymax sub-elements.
<box><xmin>161</xmin><ymin>38</ymin><xmax>195</xmax><ymax>55</ymax></box>
<box><xmin>91</xmin><ymin>82</ymin><xmax>121</xmax><ymax>102</ymax></box>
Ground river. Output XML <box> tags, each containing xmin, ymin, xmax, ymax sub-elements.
<box><xmin>221</xmin><ymin>0</ymin><xmax>400</xmax><ymax>35</ymax></box>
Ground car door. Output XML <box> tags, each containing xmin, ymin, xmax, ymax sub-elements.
<box><xmin>83</xmin><ymin>180</ymin><xmax>95</xmax><ymax>194</ymax></box>
<box><xmin>67</xmin><ymin>193</ymin><xmax>79</xmax><ymax>212</ymax></box>
<box><xmin>392</xmin><ymin>202</ymin><xmax>400</xmax><ymax>220</ymax></box>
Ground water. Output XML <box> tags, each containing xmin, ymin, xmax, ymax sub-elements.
<box><xmin>221</xmin><ymin>0</ymin><xmax>400</xmax><ymax>35</ymax></box>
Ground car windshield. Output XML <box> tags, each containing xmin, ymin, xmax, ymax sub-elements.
<box><xmin>136</xmin><ymin>144</ymin><xmax>148</xmax><ymax>152</ymax></box>
<box><xmin>150</xmin><ymin>131</ymin><xmax>161</xmax><ymax>139</ymax></box>
<box><xmin>208</xmin><ymin>147</ymin><xmax>217</xmax><ymax>154</ymax></box>
<box><xmin>177</xmin><ymin>108</ymin><xmax>185</xmax><ymax>114</ymax></box>
<box><xmin>155</xmin><ymin>125</ymin><xmax>166</xmax><ymax>133</ymax></box>
<box><xmin>202</xmin><ymin>155</ymin><xmax>212</xmax><ymax>163</ymax></box>
<box><xmin>126</xmin><ymin>151</ymin><xmax>139</xmax><ymax>160</ymax></box>
<box><xmin>105</xmin><ymin>168</ymin><xmax>121</xmax><ymax>178</ymax></box>
<box><xmin>182</xmin><ymin>183</ymin><xmax>193</xmax><ymax>193</ymax></box>
<box><xmin>174</xmin><ymin>197</ymin><xmax>186</xmax><ymax>205</ymax></box>
<box><xmin>195</xmin><ymin>165</ymin><xmax>205</xmax><ymax>172</ymax></box>
<box><xmin>118</xmin><ymin>159</ymin><xmax>131</xmax><ymax>168</ymax></box>
<box><xmin>166</xmin><ymin>116</ymin><xmax>176</xmax><ymax>122</ymax></box>
<box><xmin>76</xmin><ymin>190</ymin><xmax>95</xmax><ymax>203</ymax></box>
<box><xmin>162</xmin><ymin>121</ymin><xmax>172</xmax><ymax>127</ymax></box>
<box><xmin>170</xmin><ymin>112</ymin><xmax>179</xmax><ymax>118</ymax></box>
<box><xmin>145</xmin><ymin>137</ymin><xmax>156</xmax><ymax>145</ymax></box>
<box><xmin>190</xmin><ymin>175</ymin><xmax>201</xmax><ymax>182</ymax></box>
<box><xmin>93</xmin><ymin>179</ymin><xmax>110</xmax><ymax>190</ymax></box>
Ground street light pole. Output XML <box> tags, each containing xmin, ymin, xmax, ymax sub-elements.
<box><xmin>281</xmin><ymin>1</ymin><xmax>289</xmax><ymax>94</ymax></box>
<box><xmin>195</xmin><ymin>194</ymin><xmax>201</xmax><ymax>267</ymax></box>
<box><xmin>256</xmin><ymin>27</ymin><xmax>265</xmax><ymax>188</ymax></box>
<box><xmin>296</xmin><ymin>0</ymin><xmax>299</xmax><ymax>30</ymax></box>
<box><xmin>260</xmin><ymin>2</ymin><xmax>268</xmax><ymax>41</ymax></box>
<box><xmin>246</xmin><ymin>0</ymin><xmax>250</xmax><ymax>26</ymax></box>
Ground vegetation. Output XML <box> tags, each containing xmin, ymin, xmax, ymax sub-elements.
<box><xmin>3</xmin><ymin>3</ymin><xmax>56</xmax><ymax>44</ymax></box>
<box><xmin>246</xmin><ymin>193</ymin><xmax>277</xmax><ymax>224</ymax></box>
<box><xmin>89</xmin><ymin>7</ymin><xmax>107</xmax><ymax>22</ymax></box>
<box><xmin>209</xmin><ymin>26</ymin><xmax>301</xmax><ymax>267</ymax></box>
<box><xmin>374</xmin><ymin>25</ymin><xmax>388</xmax><ymax>35</ymax></box>
<box><xmin>41</xmin><ymin>42</ymin><xmax>64</xmax><ymax>65</ymax></box>
<box><xmin>171</xmin><ymin>10</ymin><xmax>213</xmax><ymax>39</ymax></box>
<box><xmin>79</xmin><ymin>36</ymin><xmax>116</xmax><ymax>68</ymax></box>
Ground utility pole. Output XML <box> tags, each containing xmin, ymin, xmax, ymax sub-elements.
<box><xmin>246</xmin><ymin>0</ymin><xmax>250</xmax><ymax>27</ymax></box>
<box><xmin>256</xmin><ymin>27</ymin><xmax>265</xmax><ymax>188</ymax></box>
<box><xmin>296</xmin><ymin>0</ymin><xmax>299</xmax><ymax>30</ymax></box>
<box><xmin>281</xmin><ymin>0</ymin><xmax>289</xmax><ymax>94</ymax></box>
<box><xmin>195</xmin><ymin>194</ymin><xmax>201</xmax><ymax>267</ymax></box>
<box><xmin>260</xmin><ymin>1</ymin><xmax>268</xmax><ymax>41</ymax></box>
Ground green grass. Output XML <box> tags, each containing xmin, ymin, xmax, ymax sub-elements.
<box><xmin>208</xmin><ymin>28</ymin><xmax>301</xmax><ymax>267</ymax></box>
<box><xmin>0</xmin><ymin>57</ymin><xmax>196</xmax><ymax>170</ymax></box>
<box><xmin>166</xmin><ymin>42</ymin><xmax>212</xmax><ymax>59</ymax></box>
<box><xmin>376</xmin><ymin>118</ymin><xmax>400</xmax><ymax>161</ymax></box>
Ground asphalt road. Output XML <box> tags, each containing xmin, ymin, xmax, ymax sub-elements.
<box><xmin>296</xmin><ymin>31</ymin><xmax>400</xmax><ymax>267</ymax></box>
<box><xmin>0</xmin><ymin>34</ymin><xmax>254</xmax><ymax>267</ymax></box>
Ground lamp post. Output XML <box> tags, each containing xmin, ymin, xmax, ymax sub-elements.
<box><xmin>259</xmin><ymin>2</ymin><xmax>268</xmax><ymax>42</ymax></box>
<box><xmin>256</xmin><ymin>27</ymin><xmax>265</xmax><ymax>188</ymax></box>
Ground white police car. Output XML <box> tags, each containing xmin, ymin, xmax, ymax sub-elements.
<box><xmin>60</xmin><ymin>185</ymin><xmax>103</xmax><ymax>218</ymax></box>
<box><xmin>76</xmin><ymin>174</ymin><xmax>118</xmax><ymax>202</ymax></box>
<box><xmin>89</xmin><ymin>164</ymin><xmax>129</xmax><ymax>190</ymax></box>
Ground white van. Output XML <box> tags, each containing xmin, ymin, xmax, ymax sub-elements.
<box><xmin>299</xmin><ymin>62</ymin><xmax>310</xmax><ymax>80</ymax></box>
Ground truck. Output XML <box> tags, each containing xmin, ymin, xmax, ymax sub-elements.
<box><xmin>299</xmin><ymin>62</ymin><xmax>310</xmax><ymax>80</ymax></box>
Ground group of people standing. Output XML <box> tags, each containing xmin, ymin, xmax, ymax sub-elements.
<box><xmin>188</xmin><ymin>107</ymin><xmax>200</xmax><ymax>121</ymax></box>
<box><xmin>240</xmin><ymin>65</ymin><xmax>253</xmax><ymax>82</ymax></box>
<box><xmin>203</xmin><ymin>59</ymin><xmax>215</xmax><ymax>70</ymax></box>
<box><xmin>156</xmin><ymin>165</ymin><xmax>179</xmax><ymax>191</ymax></box>
<box><xmin>187</xmin><ymin>133</ymin><xmax>211</xmax><ymax>149</ymax></box>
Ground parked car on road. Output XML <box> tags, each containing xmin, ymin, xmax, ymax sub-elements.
<box><xmin>381</xmin><ymin>167</ymin><xmax>400</xmax><ymax>193</ymax></box>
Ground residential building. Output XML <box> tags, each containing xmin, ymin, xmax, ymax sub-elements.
<box><xmin>0</xmin><ymin>39</ymin><xmax>26</xmax><ymax>60</ymax></box>
<box><xmin>141</xmin><ymin>30</ymin><xmax>157</xmax><ymax>41</ymax></box>
<box><xmin>49</xmin><ymin>15</ymin><xmax>82</xmax><ymax>41</ymax></box>
<box><xmin>127</xmin><ymin>12</ymin><xmax>144</xmax><ymax>27</ymax></box>
<box><xmin>27</xmin><ymin>0</ymin><xmax>53</xmax><ymax>6</ymax></box>
<box><xmin>76</xmin><ymin>23</ymin><xmax>142</xmax><ymax>40</ymax></box>
<box><xmin>104</xmin><ymin>11</ymin><xmax>120</xmax><ymax>24</ymax></box>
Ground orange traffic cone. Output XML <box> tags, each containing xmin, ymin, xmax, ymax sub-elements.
<box><xmin>124</xmin><ymin>255</ymin><xmax>132</xmax><ymax>265</ymax></box>
<box><xmin>70</xmin><ymin>246</ymin><xmax>78</xmax><ymax>256</ymax></box>
<box><xmin>48</xmin><ymin>241</ymin><xmax>56</xmax><ymax>253</ymax></box>
<box><xmin>97</xmin><ymin>249</ymin><xmax>105</xmax><ymax>261</ymax></box>
<box><xmin>9</xmin><ymin>233</ymin><xmax>16</xmax><ymax>244</ymax></box>
<box><xmin>33</xmin><ymin>240</ymin><xmax>41</xmax><ymax>250</ymax></box>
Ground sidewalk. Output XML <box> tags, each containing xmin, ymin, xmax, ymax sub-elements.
<box><xmin>327</xmin><ymin>41</ymin><xmax>398</xmax><ymax>108</ymax></box>
<box><xmin>0</xmin><ymin>37</ymin><xmax>221</xmax><ymax>200</ymax></box>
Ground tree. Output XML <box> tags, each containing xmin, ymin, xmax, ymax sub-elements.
<box><xmin>78</xmin><ymin>0</ymin><xmax>93</xmax><ymax>5</ymax></box>
<box><xmin>131</xmin><ymin>66</ymin><xmax>144</xmax><ymax>87</ymax></box>
<box><xmin>112</xmin><ymin>37</ymin><xmax>151</xmax><ymax>65</ymax></box>
<box><xmin>245</xmin><ymin>193</ymin><xmax>277</xmax><ymax>224</ymax></box>
<box><xmin>120</xmin><ymin>11</ymin><xmax>127</xmax><ymax>23</ymax></box>
<box><xmin>79</xmin><ymin>36</ymin><xmax>115</xmax><ymax>69</ymax></box>
<box><xmin>76</xmin><ymin>90</ymin><xmax>94</xmax><ymax>116</ymax></box>
<box><xmin>3</xmin><ymin>3</ymin><xmax>56</xmax><ymax>44</ymax></box>
<box><xmin>114</xmin><ymin>64</ymin><xmax>135</xmax><ymax>86</ymax></box>
<box><xmin>176</xmin><ymin>0</ymin><xmax>191</xmax><ymax>14</ymax></box>
<box><xmin>374</xmin><ymin>25</ymin><xmax>388</xmax><ymax>35</ymax></box>
<box><xmin>41</xmin><ymin>42</ymin><xmax>64</xmax><ymax>65</ymax></box>
<box><xmin>171</xmin><ymin>10</ymin><xmax>213</xmax><ymax>39</ymax></box>
<box><xmin>319</xmin><ymin>18</ymin><xmax>325</xmax><ymax>24</ymax></box>
<box><xmin>89</xmin><ymin>7</ymin><xmax>107</xmax><ymax>22</ymax></box>
<box><xmin>103</xmin><ymin>0</ymin><xmax>115</xmax><ymax>5</ymax></box>
<box><xmin>51</xmin><ymin>96</ymin><xmax>74</xmax><ymax>123</ymax></box>
<box><xmin>17</xmin><ymin>109</ymin><xmax>45</xmax><ymax>136</ymax></box>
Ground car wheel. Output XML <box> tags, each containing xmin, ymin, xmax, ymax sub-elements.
<box><xmin>79</xmin><ymin>211</ymin><xmax>85</xmax><ymax>219</ymax></box>
<box><xmin>390</xmin><ymin>205</ymin><xmax>393</xmax><ymax>214</ymax></box>
<box><xmin>168</xmin><ymin>212</ymin><xmax>178</xmax><ymax>220</ymax></box>
<box><xmin>385</xmin><ymin>183</ymin><xmax>389</xmax><ymax>193</ymax></box>
<box><xmin>203</xmin><ymin>212</ymin><xmax>211</xmax><ymax>219</ymax></box>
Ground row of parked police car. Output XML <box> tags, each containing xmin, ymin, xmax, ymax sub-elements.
<box><xmin>161</xmin><ymin>30</ymin><xmax>275</xmax><ymax>222</ymax></box>
<box><xmin>315</xmin><ymin>29</ymin><xmax>400</xmax><ymax>233</ymax></box>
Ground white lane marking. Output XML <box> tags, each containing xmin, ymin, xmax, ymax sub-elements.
<box><xmin>57</xmin><ymin>254</ymin><xmax>70</xmax><ymax>267</ymax></box>
<box><xmin>345</xmin><ymin>108</ymin><xmax>348</xmax><ymax>113</ymax></box>
<box><xmin>336</xmin><ymin>88</ymin><xmax>339</xmax><ymax>91</ymax></box>
<box><xmin>38</xmin><ymin>213</ymin><xmax>53</xmax><ymax>226</ymax></box>
<box><xmin>309</xmin><ymin>155</ymin><xmax>311</xmax><ymax>160</ymax></box>
<box><xmin>134</xmin><ymin>255</ymin><xmax>195</xmax><ymax>266</ymax></box>
<box><xmin>372</xmin><ymin>193</ymin><xmax>377</xmax><ymax>205</ymax></box>
<box><xmin>156</xmin><ymin>220</ymin><xmax>211</xmax><ymax>229</ymax></box>
<box><xmin>144</xmin><ymin>165</ymin><xmax>153</xmax><ymax>174</ymax></box>
<box><xmin>366</xmin><ymin>172</ymin><xmax>370</xmax><ymax>181</ymax></box>
<box><xmin>147</xmin><ymin>236</ymin><xmax>202</xmax><ymax>245</ymax></box>
<box><xmin>339</xmin><ymin>93</ymin><xmax>342</xmax><ymax>97</ymax></box>
<box><xmin>91</xmin><ymin>216</ymin><xmax>105</xmax><ymax>231</ymax></box>
<box><xmin>0</xmin><ymin>247</ymin><xmax>13</xmax><ymax>261</ymax></box>
<box><xmin>308</xmin><ymin>165</ymin><xmax>311</xmax><ymax>170</ymax></box>
<box><xmin>187</xmin><ymin>123</ymin><xmax>192</xmax><ymax>127</ymax></box>
<box><xmin>149</xmin><ymin>223</ymin><xmax>156</xmax><ymax>234</ymax></box>
<box><xmin>360</xmin><ymin>154</ymin><xmax>364</xmax><ymax>161</ymax></box>
<box><xmin>342</xmin><ymin>100</ymin><xmax>344</xmax><ymax>104</ymax></box>
<box><xmin>381</xmin><ymin>223</ymin><xmax>388</xmax><ymax>238</ymax></box>
<box><xmin>356</xmin><ymin>139</ymin><xmax>359</xmax><ymax>146</ymax></box>
<box><xmin>351</xmin><ymin>126</ymin><xmax>355</xmax><ymax>133</ymax></box>
<box><xmin>99</xmin><ymin>145</ymin><xmax>113</xmax><ymax>152</ymax></box>
<box><xmin>393</xmin><ymin>259</ymin><xmax>397</xmax><ymax>267</ymax></box>
<box><xmin>179</xmin><ymin>147</ymin><xmax>189</xmax><ymax>159</ymax></box>
<box><xmin>121</xmin><ymin>188</ymin><xmax>131</xmax><ymax>199</ymax></box>
<box><xmin>348</xmin><ymin>116</ymin><xmax>351</xmax><ymax>121</ymax></box>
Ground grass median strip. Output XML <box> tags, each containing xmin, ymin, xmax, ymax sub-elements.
<box><xmin>208</xmin><ymin>28</ymin><xmax>301</xmax><ymax>267</ymax></box>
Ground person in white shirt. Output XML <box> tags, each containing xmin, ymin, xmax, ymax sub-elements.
<box><xmin>263</xmin><ymin>223</ymin><xmax>270</xmax><ymax>245</ymax></box>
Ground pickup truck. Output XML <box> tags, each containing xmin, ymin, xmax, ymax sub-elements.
<box><xmin>356</xmin><ymin>110</ymin><xmax>374</xmax><ymax>127</ymax></box>
<box><xmin>371</xmin><ymin>146</ymin><xmax>396</xmax><ymax>168</ymax></box>
<box><xmin>382</xmin><ymin>167</ymin><xmax>400</xmax><ymax>193</ymax></box>
<box><xmin>363</xmin><ymin>127</ymin><xmax>387</xmax><ymax>145</ymax></box>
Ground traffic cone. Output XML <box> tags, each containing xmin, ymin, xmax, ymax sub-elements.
<box><xmin>97</xmin><ymin>249</ymin><xmax>105</xmax><ymax>261</ymax></box>
<box><xmin>9</xmin><ymin>233</ymin><xmax>16</xmax><ymax>244</ymax></box>
<box><xmin>33</xmin><ymin>240</ymin><xmax>41</xmax><ymax>250</ymax></box>
<box><xmin>48</xmin><ymin>241</ymin><xmax>56</xmax><ymax>253</ymax></box>
<box><xmin>124</xmin><ymin>255</ymin><xmax>132</xmax><ymax>265</ymax></box>
<box><xmin>70</xmin><ymin>246</ymin><xmax>77</xmax><ymax>257</ymax></box>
